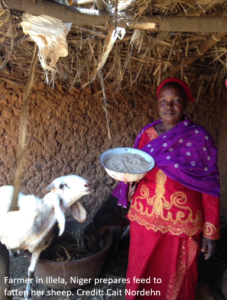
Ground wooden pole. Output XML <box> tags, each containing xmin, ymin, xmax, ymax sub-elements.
<box><xmin>9</xmin><ymin>45</ymin><xmax>38</xmax><ymax>212</ymax></box>
<box><xmin>175</xmin><ymin>32</ymin><xmax>226</xmax><ymax>71</ymax></box>
<box><xmin>4</xmin><ymin>0</ymin><xmax>227</xmax><ymax>32</ymax></box>
<box><xmin>5</xmin><ymin>0</ymin><xmax>109</xmax><ymax>27</ymax></box>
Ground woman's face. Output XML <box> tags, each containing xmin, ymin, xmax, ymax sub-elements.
<box><xmin>157</xmin><ymin>85</ymin><xmax>187</xmax><ymax>126</ymax></box>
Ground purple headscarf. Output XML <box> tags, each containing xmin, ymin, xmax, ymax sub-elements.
<box><xmin>112</xmin><ymin>116</ymin><xmax>220</xmax><ymax>208</ymax></box>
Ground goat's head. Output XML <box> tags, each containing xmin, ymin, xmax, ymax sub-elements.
<box><xmin>45</xmin><ymin>175</ymin><xmax>90</xmax><ymax>236</ymax></box>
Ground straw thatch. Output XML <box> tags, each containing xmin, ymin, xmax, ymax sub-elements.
<box><xmin>0</xmin><ymin>0</ymin><xmax>227</xmax><ymax>96</ymax></box>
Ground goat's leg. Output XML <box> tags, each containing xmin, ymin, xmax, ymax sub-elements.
<box><xmin>24</xmin><ymin>249</ymin><xmax>41</xmax><ymax>300</ymax></box>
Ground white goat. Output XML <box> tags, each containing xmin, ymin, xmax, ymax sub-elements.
<box><xmin>0</xmin><ymin>175</ymin><xmax>90</xmax><ymax>299</ymax></box>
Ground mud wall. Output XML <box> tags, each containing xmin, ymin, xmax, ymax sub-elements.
<box><xmin>0</xmin><ymin>81</ymin><xmax>224</xmax><ymax>218</ymax></box>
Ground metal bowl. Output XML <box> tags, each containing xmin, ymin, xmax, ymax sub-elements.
<box><xmin>100</xmin><ymin>147</ymin><xmax>155</xmax><ymax>182</ymax></box>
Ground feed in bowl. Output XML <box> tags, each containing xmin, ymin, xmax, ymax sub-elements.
<box><xmin>105</xmin><ymin>153</ymin><xmax>150</xmax><ymax>173</ymax></box>
<box><xmin>100</xmin><ymin>148</ymin><xmax>155</xmax><ymax>182</ymax></box>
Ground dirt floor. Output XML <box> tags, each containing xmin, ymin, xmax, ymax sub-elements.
<box><xmin>8</xmin><ymin>221</ymin><xmax>227</xmax><ymax>300</ymax></box>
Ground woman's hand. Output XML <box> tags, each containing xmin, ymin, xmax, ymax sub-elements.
<box><xmin>201</xmin><ymin>236</ymin><xmax>217</xmax><ymax>260</ymax></box>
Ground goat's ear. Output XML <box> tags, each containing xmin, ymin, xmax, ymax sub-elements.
<box><xmin>52</xmin><ymin>198</ymin><xmax>65</xmax><ymax>236</ymax></box>
<box><xmin>45</xmin><ymin>183</ymin><xmax>55</xmax><ymax>192</ymax></box>
<box><xmin>70</xmin><ymin>201</ymin><xmax>86</xmax><ymax>223</ymax></box>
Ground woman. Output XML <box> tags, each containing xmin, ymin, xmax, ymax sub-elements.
<box><xmin>112</xmin><ymin>77</ymin><xmax>220</xmax><ymax>300</ymax></box>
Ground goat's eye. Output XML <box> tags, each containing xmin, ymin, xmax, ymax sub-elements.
<box><xmin>59</xmin><ymin>184</ymin><xmax>65</xmax><ymax>189</ymax></box>
<box><xmin>59</xmin><ymin>183</ymin><xmax>69</xmax><ymax>189</ymax></box>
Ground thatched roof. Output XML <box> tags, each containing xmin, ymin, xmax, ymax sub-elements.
<box><xmin>0</xmin><ymin>0</ymin><xmax>227</xmax><ymax>96</ymax></box>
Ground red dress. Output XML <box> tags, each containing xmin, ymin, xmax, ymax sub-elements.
<box><xmin>126</xmin><ymin>127</ymin><xmax>220</xmax><ymax>300</ymax></box>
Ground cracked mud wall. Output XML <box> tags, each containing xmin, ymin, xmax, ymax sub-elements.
<box><xmin>0</xmin><ymin>81</ymin><xmax>225</xmax><ymax>218</ymax></box>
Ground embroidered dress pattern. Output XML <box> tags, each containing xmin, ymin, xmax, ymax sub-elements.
<box><xmin>128</xmin><ymin>170</ymin><xmax>204</xmax><ymax>236</ymax></box>
<box><xmin>203</xmin><ymin>222</ymin><xmax>220</xmax><ymax>240</ymax></box>
<box><xmin>166</xmin><ymin>237</ymin><xmax>199</xmax><ymax>299</ymax></box>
